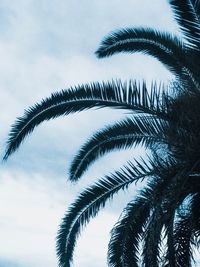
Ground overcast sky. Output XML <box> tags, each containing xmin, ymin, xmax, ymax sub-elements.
<box><xmin>0</xmin><ymin>0</ymin><xmax>187</xmax><ymax>266</ymax></box>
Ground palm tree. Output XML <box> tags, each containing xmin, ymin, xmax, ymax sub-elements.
<box><xmin>4</xmin><ymin>0</ymin><xmax>200</xmax><ymax>266</ymax></box>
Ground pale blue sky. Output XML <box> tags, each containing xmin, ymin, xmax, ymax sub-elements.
<box><xmin>0</xmin><ymin>0</ymin><xmax>187</xmax><ymax>266</ymax></box>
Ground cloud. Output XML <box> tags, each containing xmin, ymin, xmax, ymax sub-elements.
<box><xmin>0</xmin><ymin>260</ymin><xmax>21</xmax><ymax>267</ymax></box>
<box><xmin>0</xmin><ymin>152</ymin><xmax>144</xmax><ymax>267</ymax></box>
<box><xmin>0</xmin><ymin>170</ymin><xmax>66</xmax><ymax>266</ymax></box>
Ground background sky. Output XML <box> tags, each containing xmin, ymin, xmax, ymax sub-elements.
<box><xmin>0</xmin><ymin>0</ymin><xmax>190</xmax><ymax>266</ymax></box>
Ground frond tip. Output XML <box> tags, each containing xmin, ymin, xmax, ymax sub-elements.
<box><xmin>96</xmin><ymin>27</ymin><xmax>187</xmax><ymax>77</ymax></box>
<box><xmin>69</xmin><ymin>115</ymin><xmax>167</xmax><ymax>181</ymax></box>
<box><xmin>57</xmin><ymin>160</ymin><xmax>153</xmax><ymax>267</ymax></box>
<box><xmin>4</xmin><ymin>80</ymin><xmax>167</xmax><ymax>160</ymax></box>
<box><xmin>168</xmin><ymin>0</ymin><xmax>200</xmax><ymax>48</ymax></box>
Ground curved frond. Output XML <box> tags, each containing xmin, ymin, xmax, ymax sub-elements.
<box><xmin>143</xmin><ymin>208</ymin><xmax>163</xmax><ymax>267</ymax></box>
<box><xmin>56</xmin><ymin>160</ymin><xmax>153</xmax><ymax>267</ymax></box>
<box><xmin>174</xmin><ymin>212</ymin><xmax>193</xmax><ymax>267</ymax></box>
<box><xmin>168</xmin><ymin>0</ymin><xmax>200</xmax><ymax>48</ymax></box>
<box><xmin>142</xmin><ymin>166</ymin><xmax>185</xmax><ymax>266</ymax></box>
<box><xmin>96</xmin><ymin>28</ymin><xmax>200</xmax><ymax>87</ymax></box>
<box><xmin>70</xmin><ymin>115</ymin><xmax>168</xmax><ymax>181</ymax></box>
<box><xmin>191</xmin><ymin>193</ymin><xmax>200</xmax><ymax>239</ymax></box>
<box><xmin>192</xmin><ymin>0</ymin><xmax>200</xmax><ymax>17</ymax></box>
<box><xmin>96</xmin><ymin>28</ymin><xmax>186</xmax><ymax>76</ymax></box>
<box><xmin>166</xmin><ymin>215</ymin><xmax>177</xmax><ymax>266</ymax></box>
<box><xmin>4</xmin><ymin>80</ymin><xmax>168</xmax><ymax>160</ymax></box>
<box><xmin>166</xmin><ymin>192</ymin><xmax>200</xmax><ymax>266</ymax></box>
<box><xmin>108</xmin><ymin>198</ymin><xmax>150</xmax><ymax>267</ymax></box>
<box><xmin>161</xmin><ymin>174</ymin><xmax>195</xmax><ymax>266</ymax></box>
<box><xmin>141</xmin><ymin>165</ymin><xmax>191</xmax><ymax>266</ymax></box>
<box><xmin>107</xmin><ymin>173</ymin><xmax>173</xmax><ymax>267</ymax></box>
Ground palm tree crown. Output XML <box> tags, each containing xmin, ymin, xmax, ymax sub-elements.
<box><xmin>4</xmin><ymin>1</ymin><xmax>200</xmax><ymax>266</ymax></box>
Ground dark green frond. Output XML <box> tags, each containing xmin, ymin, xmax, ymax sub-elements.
<box><xmin>142</xmin><ymin>166</ymin><xmax>184</xmax><ymax>266</ymax></box>
<box><xmin>168</xmin><ymin>192</ymin><xmax>200</xmax><ymax>266</ymax></box>
<box><xmin>107</xmin><ymin>173</ymin><xmax>174</xmax><ymax>267</ymax></box>
<box><xmin>141</xmin><ymin>165</ymin><xmax>192</xmax><ymax>266</ymax></box>
<box><xmin>166</xmin><ymin>215</ymin><xmax>177</xmax><ymax>266</ymax></box>
<box><xmin>193</xmin><ymin>0</ymin><xmax>200</xmax><ymax>16</ymax></box>
<box><xmin>96</xmin><ymin>28</ymin><xmax>187</xmax><ymax>76</ymax></box>
<box><xmin>161</xmin><ymin>173</ymin><xmax>195</xmax><ymax>266</ymax></box>
<box><xmin>191</xmin><ymin>193</ymin><xmax>200</xmax><ymax>240</ymax></box>
<box><xmin>168</xmin><ymin>0</ymin><xmax>200</xmax><ymax>48</ymax></box>
<box><xmin>174</xmin><ymin>212</ymin><xmax>193</xmax><ymax>267</ymax></box>
<box><xmin>4</xmin><ymin>80</ymin><xmax>168</xmax><ymax>160</ymax></box>
<box><xmin>108</xmin><ymin>198</ymin><xmax>150</xmax><ymax>267</ymax></box>
<box><xmin>143</xmin><ymin>208</ymin><xmax>163</xmax><ymax>267</ymax></box>
<box><xmin>69</xmin><ymin>115</ymin><xmax>168</xmax><ymax>181</ymax></box>
<box><xmin>56</xmin><ymin>160</ymin><xmax>153</xmax><ymax>267</ymax></box>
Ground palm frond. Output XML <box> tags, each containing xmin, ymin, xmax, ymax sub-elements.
<box><xmin>174</xmin><ymin>212</ymin><xmax>193</xmax><ymax>267</ymax></box>
<box><xmin>142</xmin><ymin>165</ymin><xmax>183</xmax><ymax>266</ymax></box>
<box><xmin>192</xmin><ymin>0</ymin><xmax>200</xmax><ymax>17</ymax></box>
<box><xmin>96</xmin><ymin>28</ymin><xmax>187</xmax><ymax>75</ymax></box>
<box><xmin>161</xmin><ymin>173</ymin><xmax>194</xmax><ymax>266</ymax></box>
<box><xmin>167</xmin><ymin>192</ymin><xmax>200</xmax><ymax>266</ymax></box>
<box><xmin>163</xmin><ymin>192</ymin><xmax>200</xmax><ymax>267</ymax></box>
<box><xmin>142</xmin><ymin>165</ymin><xmax>191</xmax><ymax>266</ymax></box>
<box><xmin>191</xmin><ymin>193</ymin><xmax>200</xmax><ymax>240</ymax></box>
<box><xmin>4</xmin><ymin>80</ymin><xmax>168</xmax><ymax>160</ymax></box>
<box><xmin>108</xmin><ymin>198</ymin><xmax>150</xmax><ymax>267</ymax></box>
<box><xmin>143</xmin><ymin>208</ymin><xmax>163</xmax><ymax>267</ymax></box>
<box><xmin>166</xmin><ymin>214</ymin><xmax>177</xmax><ymax>266</ymax></box>
<box><xmin>107</xmin><ymin>172</ymin><xmax>174</xmax><ymax>267</ymax></box>
<box><xmin>56</xmin><ymin>160</ymin><xmax>153</xmax><ymax>267</ymax></box>
<box><xmin>168</xmin><ymin>0</ymin><xmax>200</xmax><ymax>48</ymax></box>
<box><xmin>69</xmin><ymin>115</ymin><xmax>168</xmax><ymax>181</ymax></box>
<box><xmin>96</xmin><ymin>27</ymin><xmax>200</xmax><ymax>87</ymax></box>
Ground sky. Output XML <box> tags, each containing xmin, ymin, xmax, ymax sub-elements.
<box><xmin>0</xmin><ymin>0</ymin><xmax>191</xmax><ymax>266</ymax></box>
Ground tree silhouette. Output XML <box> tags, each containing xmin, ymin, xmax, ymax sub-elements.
<box><xmin>4</xmin><ymin>1</ymin><xmax>200</xmax><ymax>266</ymax></box>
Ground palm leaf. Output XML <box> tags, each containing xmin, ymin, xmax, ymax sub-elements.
<box><xmin>142</xmin><ymin>166</ymin><xmax>183</xmax><ymax>266</ymax></box>
<box><xmin>4</xmin><ymin>80</ymin><xmax>168</xmax><ymax>160</ymax></box>
<box><xmin>96</xmin><ymin>28</ymin><xmax>188</xmax><ymax>75</ymax></box>
<box><xmin>142</xmin><ymin>164</ymin><xmax>192</xmax><ymax>266</ymax></box>
<box><xmin>107</xmin><ymin>168</ymin><xmax>175</xmax><ymax>267</ymax></box>
<box><xmin>191</xmin><ymin>193</ymin><xmax>200</xmax><ymax>242</ymax></box>
<box><xmin>108</xmin><ymin>198</ymin><xmax>150</xmax><ymax>267</ymax></box>
<box><xmin>174</xmin><ymin>212</ymin><xmax>193</xmax><ymax>267</ymax></box>
<box><xmin>168</xmin><ymin>0</ymin><xmax>200</xmax><ymax>48</ymax></box>
<box><xmin>192</xmin><ymin>0</ymin><xmax>200</xmax><ymax>17</ymax></box>
<box><xmin>165</xmin><ymin>192</ymin><xmax>200</xmax><ymax>266</ymax></box>
<box><xmin>165</xmin><ymin>214</ymin><xmax>177</xmax><ymax>266</ymax></box>
<box><xmin>161</xmin><ymin>173</ymin><xmax>195</xmax><ymax>266</ymax></box>
<box><xmin>56</xmin><ymin>160</ymin><xmax>153</xmax><ymax>267</ymax></box>
<box><xmin>69</xmin><ymin>115</ymin><xmax>168</xmax><ymax>181</ymax></box>
<box><xmin>143</xmin><ymin>207</ymin><xmax>164</xmax><ymax>267</ymax></box>
<box><xmin>96</xmin><ymin>28</ymin><xmax>200</xmax><ymax>87</ymax></box>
